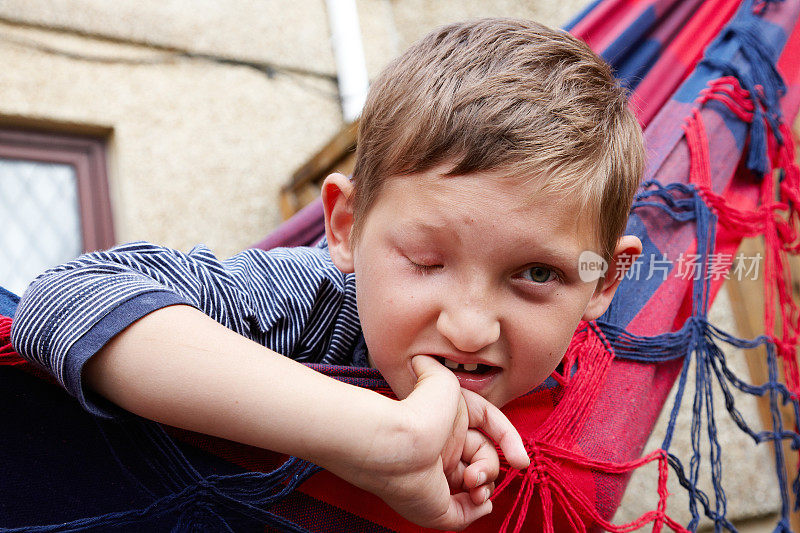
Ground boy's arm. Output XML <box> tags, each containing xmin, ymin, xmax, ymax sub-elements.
<box><xmin>10</xmin><ymin>242</ymin><xmax>357</xmax><ymax>418</ymax></box>
<box><xmin>85</xmin><ymin>304</ymin><xmax>529</xmax><ymax>530</ymax></box>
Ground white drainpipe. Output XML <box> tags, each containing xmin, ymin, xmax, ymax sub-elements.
<box><xmin>325</xmin><ymin>0</ymin><xmax>370</xmax><ymax>122</ymax></box>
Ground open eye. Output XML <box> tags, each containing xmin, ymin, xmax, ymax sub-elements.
<box><xmin>520</xmin><ymin>265</ymin><xmax>557</xmax><ymax>283</ymax></box>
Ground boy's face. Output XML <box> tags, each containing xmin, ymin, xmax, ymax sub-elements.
<box><xmin>324</xmin><ymin>166</ymin><xmax>634</xmax><ymax>408</ymax></box>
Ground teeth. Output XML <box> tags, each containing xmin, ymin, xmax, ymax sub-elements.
<box><xmin>442</xmin><ymin>359</ymin><xmax>481</xmax><ymax>372</ymax></box>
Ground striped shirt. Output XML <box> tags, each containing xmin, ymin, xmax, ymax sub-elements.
<box><xmin>10</xmin><ymin>241</ymin><xmax>364</xmax><ymax>417</ymax></box>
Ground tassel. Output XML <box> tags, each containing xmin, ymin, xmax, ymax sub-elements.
<box><xmin>0</xmin><ymin>315</ymin><xmax>27</xmax><ymax>366</ymax></box>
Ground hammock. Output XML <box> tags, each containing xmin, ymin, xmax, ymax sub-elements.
<box><xmin>2</xmin><ymin>0</ymin><xmax>800</xmax><ymax>530</ymax></box>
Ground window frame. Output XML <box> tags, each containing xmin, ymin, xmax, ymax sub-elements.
<box><xmin>0</xmin><ymin>128</ymin><xmax>114</xmax><ymax>251</ymax></box>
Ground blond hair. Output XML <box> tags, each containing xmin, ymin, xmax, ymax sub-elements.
<box><xmin>351</xmin><ymin>18</ymin><xmax>644</xmax><ymax>260</ymax></box>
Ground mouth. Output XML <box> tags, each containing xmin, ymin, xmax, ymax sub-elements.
<box><xmin>434</xmin><ymin>356</ymin><xmax>500</xmax><ymax>394</ymax></box>
<box><xmin>435</xmin><ymin>356</ymin><xmax>494</xmax><ymax>375</ymax></box>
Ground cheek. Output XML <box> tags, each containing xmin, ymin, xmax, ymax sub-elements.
<box><xmin>508</xmin><ymin>303</ymin><xmax>584</xmax><ymax>388</ymax></box>
<box><xmin>356</xmin><ymin>253</ymin><xmax>436</xmax><ymax>332</ymax></box>
<box><xmin>356</xmin><ymin>271</ymin><xmax>408</xmax><ymax>332</ymax></box>
<box><xmin>355</xmin><ymin>272</ymin><xmax>424</xmax><ymax>399</ymax></box>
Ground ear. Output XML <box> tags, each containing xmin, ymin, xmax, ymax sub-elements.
<box><xmin>582</xmin><ymin>235</ymin><xmax>643</xmax><ymax>321</ymax></box>
<box><xmin>321</xmin><ymin>173</ymin><xmax>356</xmax><ymax>273</ymax></box>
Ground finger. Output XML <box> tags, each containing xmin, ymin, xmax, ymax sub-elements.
<box><xmin>445</xmin><ymin>460</ymin><xmax>467</xmax><ymax>492</ymax></box>
<box><xmin>441</xmin><ymin>394</ymin><xmax>468</xmax><ymax>474</ymax></box>
<box><xmin>410</xmin><ymin>354</ymin><xmax>459</xmax><ymax>386</ymax></box>
<box><xmin>468</xmin><ymin>483</ymin><xmax>494</xmax><ymax>506</ymax></box>
<box><xmin>460</xmin><ymin>389</ymin><xmax>530</xmax><ymax>470</ymax></box>
<box><xmin>434</xmin><ymin>492</ymin><xmax>493</xmax><ymax>531</ymax></box>
<box><xmin>408</xmin><ymin>355</ymin><xmax>465</xmax><ymax>470</ymax></box>
<box><xmin>408</xmin><ymin>355</ymin><xmax>461</xmax><ymax>421</ymax></box>
<box><xmin>462</xmin><ymin>429</ymin><xmax>500</xmax><ymax>489</ymax></box>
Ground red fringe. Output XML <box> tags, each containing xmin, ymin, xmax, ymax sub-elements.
<box><xmin>0</xmin><ymin>315</ymin><xmax>27</xmax><ymax>366</ymax></box>
<box><xmin>685</xmin><ymin>76</ymin><xmax>800</xmax><ymax>396</ymax></box>
<box><xmin>492</xmin><ymin>326</ymin><xmax>689</xmax><ymax>532</ymax></box>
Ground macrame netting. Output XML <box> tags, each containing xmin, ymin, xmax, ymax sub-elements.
<box><xmin>2</xmin><ymin>0</ymin><xmax>800</xmax><ymax>531</ymax></box>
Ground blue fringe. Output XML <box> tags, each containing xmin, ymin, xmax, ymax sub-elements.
<box><xmin>697</xmin><ymin>0</ymin><xmax>788</xmax><ymax>176</ymax></box>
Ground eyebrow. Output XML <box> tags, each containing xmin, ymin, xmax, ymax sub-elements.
<box><xmin>397</xmin><ymin>219</ymin><xmax>460</xmax><ymax>244</ymax></box>
<box><xmin>396</xmin><ymin>218</ymin><xmax>583</xmax><ymax>273</ymax></box>
<box><xmin>536</xmin><ymin>249</ymin><xmax>580</xmax><ymax>272</ymax></box>
<box><xmin>508</xmin><ymin>237</ymin><xmax>582</xmax><ymax>272</ymax></box>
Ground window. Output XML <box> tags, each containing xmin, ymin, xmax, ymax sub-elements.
<box><xmin>0</xmin><ymin>129</ymin><xmax>113</xmax><ymax>295</ymax></box>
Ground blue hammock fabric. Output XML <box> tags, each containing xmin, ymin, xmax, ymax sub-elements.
<box><xmin>2</xmin><ymin>0</ymin><xmax>800</xmax><ymax>530</ymax></box>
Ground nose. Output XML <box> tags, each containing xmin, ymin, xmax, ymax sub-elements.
<box><xmin>436</xmin><ymin>302</ymin><xmax>501</xmax><ymax>353</ymax></box>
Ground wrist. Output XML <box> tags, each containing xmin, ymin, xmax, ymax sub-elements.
<box><xmin>313</xmin><ymin>393</ymin><xmax>419</xmax><ymax>489</ymax></box>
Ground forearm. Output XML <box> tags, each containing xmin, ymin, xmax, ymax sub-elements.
<box><xmin>84</xmin><ymin>304</ymin><xmax>402</xmax><ymax>473</ymax></box>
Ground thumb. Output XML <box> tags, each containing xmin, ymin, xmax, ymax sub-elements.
<box><xmin>409</xmin><ymin>355</ymin><xmax>461</xmax><ymax>406</ymax></box>
<box><xmin>405</xmin><ymin>355</ymin><xmax>461</xmax><ymax>429</ymax></box>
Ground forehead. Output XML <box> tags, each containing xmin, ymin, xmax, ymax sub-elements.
<box><xmin>364</xmin><ymin>167</ymin><xmax>598</xmax><ymax>255</ymax></box>
<box><xmin>378</xmin><ymin>165</ymin><xmax>544</xmax><ymax>210</ymax></box>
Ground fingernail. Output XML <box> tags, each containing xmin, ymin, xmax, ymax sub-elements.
<box><xmin>482</xmin><ymin>487</ymin><xmax>491</xmax><ymax>503</ymax></box>
<box><xmin>476</xmin><ymin>472</ymin><xmax>486</xmax><ymax>486</ymax></box>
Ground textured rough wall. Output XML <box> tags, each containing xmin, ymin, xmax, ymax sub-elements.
<box><xmin>0</xmin><ymin>1</ymin><xmax>336</xmax><ymax>73</ymax></box>
<box><xmin>0</xmin><ymin>5</ymin><xmax>341</xmax><ymax>256</ymax></box>
<box><xmin>358</xmin><ymin>0</ymin><xmax>585</xmax><ymax>78</ymax></box>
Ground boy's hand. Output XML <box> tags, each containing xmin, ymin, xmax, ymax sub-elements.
<box><xmin>414</xmin><ymin>356</ymin><xmax>531</xmax><ymax>510</ymax></box>
<box><xmin>345</xmin><ymin>355</ymin><xmax>529</xmax><ymax>531</ymax></box>
<box><xmin>442</xmin><ymin>391</ymin><xmax>523</xmax><ymax>506</ymax></box>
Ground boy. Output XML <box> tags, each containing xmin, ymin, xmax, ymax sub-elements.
<box><xmin>11</xmin><ymin>18</ymin><xmax>643</xmax><ymax>531</ymax></box>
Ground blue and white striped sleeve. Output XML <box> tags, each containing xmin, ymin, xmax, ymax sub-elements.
<box><xmin>10</xmin><ymin>242</ymin><xmax>358</xmax><ymax>418</ymax></box>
